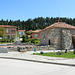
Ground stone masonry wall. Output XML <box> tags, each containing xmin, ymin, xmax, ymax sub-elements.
<box><xmin>70</xmin><ymin>29</ymin><xmax>75</xmax><ymax>35</ymax></box>
<box><xmin>40</xmin><ymin>28</ymin><xmax>62</xmax><ymax>49</ymax></box>
<box><xmin>61</xmin><ymin>29</ymin><xmax>72</xmax><ymax>49</ymax></box>
<box><xmin>8</xmin><ymin>45</ymin><xmax>56</xmax><ymax>52</ymax></box>
<box><xmin>40</xmin><ymin>28</ymin><xmax>73</xmax><ymax>49</ymax></box>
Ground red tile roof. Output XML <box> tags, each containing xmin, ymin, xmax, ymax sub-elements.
<box><xmin>42</xmin><ymin>22</ymin><xmax>75</xmax><ymax>31</ymax></box>
<box><xmin>0</xmin><ymin>25</ymin><xmax>17</xmax><ymax>28</ymax></box>
<box><xmin>29</xmin><ymin>30</ymin><xmax>32</xmax><ymax>32</ymax></box>
<box><xmin>31</xmin><ymin>29</ymin><xmax>41</xmax><ymax>33</ymax></box>
<box><xmin>18</xmin><ymin>30</ymin><xmax>25</xmax><ymax>32</ymax></box>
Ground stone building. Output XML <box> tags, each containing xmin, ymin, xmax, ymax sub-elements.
<box><xmin>40</xmin><ymin>22</ymin><xmax>75</xmax><ymax>49</ymax></box>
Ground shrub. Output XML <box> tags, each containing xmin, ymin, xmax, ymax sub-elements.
<box><xmin>26</xmin><ymin>31</ymin><xmax>31</xmax><ymax>35</ymax></box>
<box><xmin>31</xmin><ymin>39</ymin><xmax>35</xmax><ymax>43</ymax></box>
<box><xmin>26</xmin><ymin>36</ymin><xmax>28</xmax><ymax>39</ymax></box>
<box><xmin>22</xmin><ymin>35</ymin><xmax>25</xmax><ymax>42</ymax></box>
<box><xmin>0</xmin><ymin>39</ymin><xmax>12</xmax><ymax>43</ymax></box>
<box><xmin>25</xmin><ymin>39</ymin><xmax>29</xmax><ymax>42</ymax></box>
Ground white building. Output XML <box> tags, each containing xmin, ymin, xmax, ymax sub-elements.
<box><xmin>18</xmin><ymin>30</ymin><xmax>25</xmax><ymax>37</ymax></box>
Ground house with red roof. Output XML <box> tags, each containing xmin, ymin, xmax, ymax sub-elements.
<box><xmin>0</xmin><ymin>25</ymin><xmax>18</xmax><ymax>40</ymax></box>
<box><xmin>40</xmin><ymin>22</ymin><xmax>75</xmax><ymax>49</ymax></box>
<box><xmin>30</xmin><ymin>29</ymin><xmax>41</xmax><ymax>39</ymax></box>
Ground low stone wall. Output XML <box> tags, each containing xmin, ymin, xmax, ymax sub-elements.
<box><xmin>8</xmin><ymin>45</ymin><xmax>56</xmax><ymax>52</ymax></box>
<box><xmin>8</xmin><ymin>47</ymin><xmax>34</xmax><ymax>52</ymax></box>
<box><xmin>8</xmin><ymin>47</ymin><xmax>18</xmax><ymax>51</ymax></box>
<box><xmin>36</xmin><ymin>45</ymin><xmax>56</xmax><ymax>50</ymax></box>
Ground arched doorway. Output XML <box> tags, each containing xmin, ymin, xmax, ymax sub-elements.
<box><xmin>49</xmin><ymin>39</ymin><xmax>51</xmax><ymax>45</ymax></box>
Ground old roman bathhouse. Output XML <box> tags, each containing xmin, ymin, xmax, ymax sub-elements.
<box><xmin>40</xmin><ymin>22</ymin><xmax>75</xmax><ymax>50</ymax></box>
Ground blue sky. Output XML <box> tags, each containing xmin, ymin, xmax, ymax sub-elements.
<box><xmin>0</xmin><ymin>0</ymin><xmax>75</xmax><ymax>21</ymax></box>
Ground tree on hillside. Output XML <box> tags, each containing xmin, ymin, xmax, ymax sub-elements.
<box><xmin>1</xmin><ymin>17</ymin><xmax>75</xmax><ymax>31</ymax></box>
<box><xmin>73</xmin><ymin>18</ymin><xmax>75</xmax><ymax>26</ymax></box>
<box><xmin>0</xmin><ymin>27</ymin><xmax>6</xmax><ymax>38</ymax></box>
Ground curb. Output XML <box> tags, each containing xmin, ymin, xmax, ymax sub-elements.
<box><xmin>0</xmin><ymin>57</ymin><xmax>75</xmax><ymax>67</ymax></box>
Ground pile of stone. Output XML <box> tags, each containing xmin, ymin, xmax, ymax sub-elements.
<box><xmin>36</xmin><ymin>45</ymin><xmax>56</xmax><ymax>50</ymax></box>
<box><xmin>7</xmin><ymin>41</ymin><xmax>56</xmax><ymax>52</ymax></box>
<box><xmin>17</xmin><ymin>47</ymin><xmax>27</xmax><ymax>52</ymax></box>
<box><xmin>13</xmin><ymin>41</ymin><xmax>32</xmax><ymax>46</ymax></box>
<box><xmin>7</xmin><ymin>41</ymin><xmax>33</xmax><ymax>46</ymax></box>
<box><xmin>7</xmin><ymin>41</ymin><xmax>34</xmax><ymax>52</ymax></box>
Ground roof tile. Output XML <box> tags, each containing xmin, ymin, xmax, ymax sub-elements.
<box><xmin>0</xmin><ymin>25</ymin><xmax>17</xmax><ymax>28</ymax></box>
<box><xmin>42</xmin><ymin>22</ymin><xmax>75</xmax><ymax>31</ymax></box>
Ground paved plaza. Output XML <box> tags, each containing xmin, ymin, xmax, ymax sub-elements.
<box><xmin>0</xmin><ymin>50</ymin><xmax>75</xmax><ymax>66</ymax></box>
<box><xmin>0</xmin><ymin>58</ymin><xmax>75</xmax><ymax>75</ymax></box>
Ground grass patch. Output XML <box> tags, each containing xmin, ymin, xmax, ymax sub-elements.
<box><xmin>35</xmin><ymin>51</ymin><xmax>75</xmax><ymax>58</ymax></box>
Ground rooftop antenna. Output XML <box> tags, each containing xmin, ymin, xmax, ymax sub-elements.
<box><xmin>56</xmin><ymin>11</ymin><xmax>62</xmax><ymax>22</ymax></box>
<box><xmin>58</xmin><ymin>11</ymin><xmax>60</xmax><ymax>22</ymax></box>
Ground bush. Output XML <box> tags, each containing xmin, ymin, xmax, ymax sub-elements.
<box><xmin>30</xmin><ymin>38</ymin><xmax>40</xmax><ymax>44</ymax></box>
<box><xmin>31</xmin><ymin>39</ymin><xmax>35</xmax><ymax>43</ymax></box>
<box><xmin>26</xmin><ymin>31</ymin><xmax>31</xmax><ymax>35</ymax></box>
<box><xmin>25</xmin><ymin>39</ymin><xmax>29</xmax><ymax>42</ymax></box>
<box><xmin>0</xmin><ymin>39</ymin><xmax>13</xmax><ymax>43</ymax></box>
<box><xmin>22</xmin><ymin>35</ymin><xmax>26</xmax><ymax>42</ymax></box>
<box><xmin>26</xmin><ymin>36</ymin><xmax>28</xmax><ymax>39</ymax></box>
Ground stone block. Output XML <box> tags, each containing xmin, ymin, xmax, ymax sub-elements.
<box><xmin>17</xmin><ymin>47</ymin><xmax>27</xmax><ymax>52</ymax></box>
<box><xmin>0</xmin><ymin>48</ymin><xmax>8</xmax><ymax>53</ymax></box>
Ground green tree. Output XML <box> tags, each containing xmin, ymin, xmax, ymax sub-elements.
<box><xmin>0</xmin><ymin>17</ymin><xmax>75</xmax><ymax>31</ymax></box>
<box><xmin>22</xmin><ymin>35</ymin><xmax>26</xmax><ymax>42</ymax></box>
<box><xmin>0</xmin><ymin>27</ymin><xmax>6</xmax><ymax>38</ymax></box>
<box><xmin>26</xmin><ymin>31</ymin><xmax>31</xmax><ymax>35</ymax></box>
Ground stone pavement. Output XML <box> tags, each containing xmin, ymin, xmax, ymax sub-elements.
<box><xmin>0</xmin><ymin>50</ymin><xmax>75</xmax><ymax>66</ymax></box>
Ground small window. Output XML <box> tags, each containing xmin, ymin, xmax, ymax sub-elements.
<box><xmin>6</xmin><ymin>28</ymin><xmax>8</xmax><ymax>33</ymax></box>
<box><xmin>11</xmin><ymin>30</ymin><xmax>15</xmax><ymax>33</ymax></box>
<box><xmin>35</xmin><ymin>34</ymin><xmax>38</xmax><ymax>38</ymax></box>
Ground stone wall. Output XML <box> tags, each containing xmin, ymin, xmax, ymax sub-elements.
<box><xmin>40</xmin><ymin>28</ymin><xmax>73</xmax><ymax>49</ymax></box>
<box><xmin>8</xmin><ymin>45</ymin><xmax>56</xmax><ymax>52</ymax></box>
<box><xmin>61</xmin><ymin>29</ymin><xmax>72</xmax><ymax>49</ymax></box>
<box><xmin>40</xmin><ymin>28</ymin><xmax>62</xmax><ymax>49</ymax></box>
<box><xmin>36</xmin><ymin>45</ymin><xmax>56</xmax><ymax>50</ymax></box>
<box><xmin>70</xmin><ymin>29</ymin><xmax>75</xmax><ymax>35</ymax></box>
